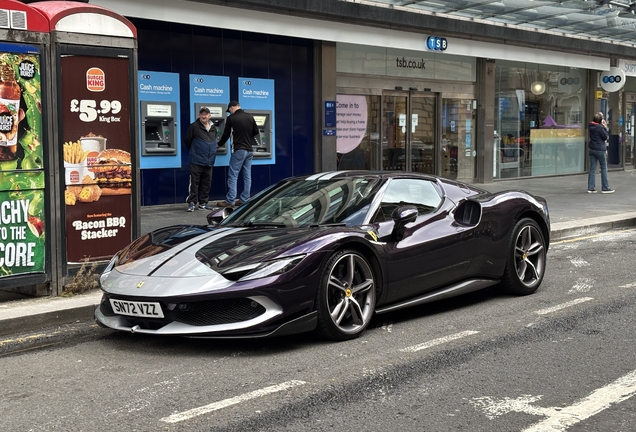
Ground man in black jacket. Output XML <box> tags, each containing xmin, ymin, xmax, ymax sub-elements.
<box><xmin>184</xmin><ymin>107</ymin><xmax>218</xmax><ymax>211</ymax></box>
<box><xmin>217</xmin><ymin>101</ymin><xmax>259</xmax><ymax>207</ymax></box>
<box><xmin>587</xmin><ymin>112</ymin><xmax>614</xmax><ymax>194</ymax></box>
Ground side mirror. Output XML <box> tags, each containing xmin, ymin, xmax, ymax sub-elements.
<box><xmin>207</xmin><ymin>207</ymin><xmax>234</xmax><ymax>226</ymax></box>
<box><xmin>391</xmin><ymin>205</ymin><xmax>418</xmax><ymax>241</ymax></box>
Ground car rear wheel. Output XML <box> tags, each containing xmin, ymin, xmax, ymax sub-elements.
<box><xmin>315</xmin><ymin>250</ymin><xmax>376</xmax><ymax>341</ymax></box>
<box><xmin>501</xmin><ymin>218</ymin><xmax>546</xmax><ymax>295</ymax></box>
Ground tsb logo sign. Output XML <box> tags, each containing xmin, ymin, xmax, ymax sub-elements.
<box><xmin>600</xmin><ymin>67</ymin><xmax>626</xmax><ymax>92</ymax></box>
<box><xmin>426</xmin><ymin>36</ymin><xmax>447</xmax><ymax>51</ymax></box>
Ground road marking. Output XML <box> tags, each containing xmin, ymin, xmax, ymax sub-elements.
<box><xmin>399</xmin><ymin>330</ymin><xmax>480</xmax><ymax>353</ymax></box>
<box><xmin>534</xmin><ymin>297</ymin><xmax>593</xmax><ymax>315</ymax></box>
<box><xmin>569</xmin><ymin>278</ymin><xmax>594</xmax><ymax>294</ymax></box>
<box><xmin>619</xmin><ymin>282</ymin><xmax>636</xmax><ymax>288</ymax></box>
<box><xmin>470</xmin><ymin>369</ymin><xmax>636</xmax><ymax>431</ymax></box>
<box><xmin>567</xmin><ymin>256</ymin><xmax>589</xmax><ymax>267</ymax></box>
<box><xmin>160</xmin><ymin>380</ymin><xmax>307</xmax><ymax>423</ymax></box>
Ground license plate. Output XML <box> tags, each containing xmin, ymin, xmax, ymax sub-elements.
<box><xmin>109</xmin><ymin>299</ymin><xmax>164</xmax><ymax>318</ymax></box>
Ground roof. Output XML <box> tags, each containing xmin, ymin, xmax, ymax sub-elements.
<box><xmin>343</xmin><ymin>0</ymin><xmax>636</xmax><ymax>47</ymax></box>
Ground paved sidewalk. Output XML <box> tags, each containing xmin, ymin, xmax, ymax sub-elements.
<box><xmin>1</xmin><ymin>170</ymin><xmax>634</xmax><ymax>339</ymax></box>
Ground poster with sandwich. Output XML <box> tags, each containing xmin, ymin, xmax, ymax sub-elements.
<box><xmin>60</xmin><ymin>55</ymin><xmax>132</xmax><ymax>263</ymax></box>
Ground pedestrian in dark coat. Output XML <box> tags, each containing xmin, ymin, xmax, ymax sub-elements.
<box><xmin>184</xmin><ymin>107</ymin><xmax>218</xmax><ymax>211</ymax></box>
<box><xmin>587</xmin><ymin>112</ymin><xmax>614</xmax><ymax>194</ymax></box>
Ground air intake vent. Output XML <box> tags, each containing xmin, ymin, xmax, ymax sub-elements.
<box><xmin>0</xmin><ymin>10</ymin><xmax>10</xmax><ymax>29</ymax></box>
<box><xmin>10</xmin><ymin>10</ymin><xmax>27</xmax><ymax>30</ymax></box>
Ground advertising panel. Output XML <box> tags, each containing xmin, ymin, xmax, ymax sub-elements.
<box><xmin>336</xmin><ymin>95</ymin><xmax>367</xmax><ymax>154</ymax></box>
<box><xmin>0</xmin><ymin>43</ymin><xmax>45</xmax><ymax>279</ymax></box>
<box><xmin>61</xmin><ymin>56</ymin><xmax>132</xmax><ymax>263</ymax></box>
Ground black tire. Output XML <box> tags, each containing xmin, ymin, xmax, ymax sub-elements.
<box><xmin>500</xmin><ymin>218</ymin><xmax>547</xmax><ymax>296</ymax></box>
<box><xmin>315</xmin><ymin>249</ymin><xmax>376</xmax><ymax>341</ymax></box>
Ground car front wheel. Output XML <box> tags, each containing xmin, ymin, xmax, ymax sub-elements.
<box><xmin>315</xmin><ymin>250</ymin><xmax>376</xmax><ymax>341</ymax></box>
<box><xmin>501</xmin><ymin>218</ymin><xmax>546</xmax><ymax>295</ymax></box>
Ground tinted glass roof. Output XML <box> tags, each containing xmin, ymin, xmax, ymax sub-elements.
<box><xmin>343</xmin><ymin>0</ymin><xmax>636</xmax><ymax>47</ymax></box>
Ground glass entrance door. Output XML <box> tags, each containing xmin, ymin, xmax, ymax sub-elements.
<box><xmin>380</xmin><ymin>91</ymin><xmax>476</xmax><ymax>180</ymax></box>
<box><xmin>382</xmin><ymin>91</ymin><xmax>436</xmax><ymax>174</ymax></box>
<box><xmin>441</xmin><ymin>97</ymin><xmax>476</xmax><ymax>180</ymax></box>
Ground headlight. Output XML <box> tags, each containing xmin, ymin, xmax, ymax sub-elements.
<box><xmin>238</xmin><ymin>254</ymin><xmax>306</xmax><ymax>282</ymax></box>
<box><xmin>99</xmin><ymin>254</ymin><xmax>120</xmax><ymax>287</ymax></box>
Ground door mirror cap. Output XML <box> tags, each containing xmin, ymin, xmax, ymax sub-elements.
<box><xmin>207</xmin><ymin>207</ymin><xmax>234</xmax><ymax>226</ymax></box>
<box><xmin>391</xmin><ymin>205</ymin><xmax>418</xmax><ymax>224</ymax></box>
<box><xmin>391</xmin><ymin>205</ymin><xmax>418</xmax><ymax>241</ymax></box>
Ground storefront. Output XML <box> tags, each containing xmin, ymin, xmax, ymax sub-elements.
<box><xmin>334</xmin><ymin>37</ymin><xmax>606</xmax><ymax>183</ymax></box>
<box><xmin>336</xmin><ymin>43</ymin><xmax>477</xmax><ymax>181</ymax></box>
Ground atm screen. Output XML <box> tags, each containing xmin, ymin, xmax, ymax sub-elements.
<box><xmin>253</xmin><ymin>115</ymin><xmax>267</xmax><ymax>127</ymax></box>
<box><xmin>145</xmin><ymin>126</ymin><xmax>161</xmax><ymax>141</ymax></box>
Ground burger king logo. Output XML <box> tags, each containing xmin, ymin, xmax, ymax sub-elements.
<box><xmin>86</xmin><ymin>68</ymin><xmax>105</xmax><ymax>92</ymax></box>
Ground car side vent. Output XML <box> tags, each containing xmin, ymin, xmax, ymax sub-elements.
<box><xmin>0</xmin><ymin>10</ymin><xmax>10</xmax><ymax>29</ymax></box>
<box><xmin>454</xmin><ymin>200</ymin><xmax>481</xmax><ymax>226</ymax></box>
<box><xmin>10</xmin><ymin>10</ymin><xmax>26</xmax><ymax>30</ymax></box>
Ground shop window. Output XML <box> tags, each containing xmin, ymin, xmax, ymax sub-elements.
<box><xmin>494</xmin><ymin>62</ymin><xmax>587</xmax><ymax>179</ymax></box>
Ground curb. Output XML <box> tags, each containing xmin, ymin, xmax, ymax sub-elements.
<box><xmin>0</xmin><ymin>290</ymin><xmax>102</xmax><ymax>337</ymax></box>
<box><xmin>551</xmin><ymin>213</ymin><xmax>636</xmax><ymax>241</ymax></box>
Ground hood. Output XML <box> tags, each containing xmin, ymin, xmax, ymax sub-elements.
<box><xmin>112</xmin><ymin>225</ymin><xmax>328</xmax><ymax>278</ymax></box>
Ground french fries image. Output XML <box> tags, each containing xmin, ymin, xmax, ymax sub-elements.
<box><xmin>63</xmin><ymin>140</ymin><xmax>87</xmax><ymax>164</ymax></box>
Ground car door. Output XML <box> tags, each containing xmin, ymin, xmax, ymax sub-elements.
<box><xmin>375</xmin><ymin>178</ymin><xmax>477</xmax><ymax>304</ymax></box>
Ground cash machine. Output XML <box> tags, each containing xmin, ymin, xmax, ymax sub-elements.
<box><xmin>140</xmin><ymin>101</ymin><xmax>177</xmax><ymax>155</ymax></box>
<box><xmin>249</xmin><ymin>110</ymin><xmax>272</xmax><ymax>158</ymax></box>
<box><xmin>194</xmin><ymin>102</ymin><xmax>227</xmax><ymax>154</ymax></box>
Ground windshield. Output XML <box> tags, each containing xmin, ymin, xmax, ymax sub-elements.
<box><xmin>221</xmin><ymin>177</ymin><xmax>384</xmax><ymax>228</ymax></box>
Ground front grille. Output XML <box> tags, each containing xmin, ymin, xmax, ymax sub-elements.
<box><xmin>101</xmin><ymin>296</ymin><xmax>266</xmax><ymax>327</ymax></box>
<box><xmin>166</xmin><ymin>298</ymin><xmax>266</xmax><ymax>326</ymax></box>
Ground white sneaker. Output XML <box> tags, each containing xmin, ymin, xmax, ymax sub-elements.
<box><xmin>601</xmin><ymin>189</ymin><xmax>615</xmax><ymax>194</ymax></box>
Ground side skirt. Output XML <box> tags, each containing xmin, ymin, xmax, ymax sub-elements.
<box><xmin>375</xmin><ymin>279</ymin><xmax>499</xmax><ymax>315</ymax></box>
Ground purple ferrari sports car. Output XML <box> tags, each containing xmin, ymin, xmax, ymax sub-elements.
<box><xmin>95</xmin><ymin>171</ymin><xmax>549</xmax><ymax>340</ymax></box>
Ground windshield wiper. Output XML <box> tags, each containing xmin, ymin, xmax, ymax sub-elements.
<box><xmin>309</xmin><ymin>222</ymin><xmax>348</xmax><ymax>228</ymax></box>
<box><xmin>241</xmin><ymin>221</ymin><xmax>287</xmax><ymax>228</ymax></box>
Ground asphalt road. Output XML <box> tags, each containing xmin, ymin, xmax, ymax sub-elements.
<box><xmin>2</xmin><ymin>228</ymin><xmax>636</xmax><ymax>432</ymax></box>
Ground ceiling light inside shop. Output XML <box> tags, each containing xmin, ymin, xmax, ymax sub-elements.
<box><xmin>531</xmin><ymin>81</ymin><xmax>546</xmax><ymax>95</ymax></box>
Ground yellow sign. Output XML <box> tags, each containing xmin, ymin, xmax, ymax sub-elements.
<box><xmin>595</xmin><ymin>90</ymin><xmax>603</xmax><ymax>100</ymax></box>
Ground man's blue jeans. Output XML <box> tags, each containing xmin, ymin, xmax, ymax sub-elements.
<box><xmin>588</xmin><ymin>149</ymin><xmax>610</xmax><ymax>191</ymax></box>
<box><xmin>226</xmin><ymin>149</ymin><xmax>253</xmax><ymax>203</ymax></box>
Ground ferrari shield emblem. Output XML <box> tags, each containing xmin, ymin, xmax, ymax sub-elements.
<box><xmin>136</xmin><ymin>281</ymin><xmax>145</xmax><ymax>289</ymax></box>
<box><xmin>367</xmin><ymin>230</ymin><xmax>378</xmax><ymax>242</ymax></box>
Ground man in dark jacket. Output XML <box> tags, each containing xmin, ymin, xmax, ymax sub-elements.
<box><xmin>184</xmin><ymin>107</ymin><xmax>218</xmax><ymax>211</ymax></box>
<box><xmin>217</xmin><ymin>101</ymin><xmax>259</xmax><ymax>207</ymax></box>
<box><xmin>587</xmin><ymin>112</ymin><xmax>614</xmax><ymax>194</ymax></box>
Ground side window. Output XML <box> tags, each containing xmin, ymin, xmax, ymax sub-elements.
<box><xmin>373</xmin><ymin>179</ymin><xmax>442</xmax><ymax>222</ymax></box>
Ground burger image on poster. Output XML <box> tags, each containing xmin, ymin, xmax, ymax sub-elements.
<box><xmin>336</xmin><ymin>95</ymin><xmax>367</xmax><ymax>154</ymax></box>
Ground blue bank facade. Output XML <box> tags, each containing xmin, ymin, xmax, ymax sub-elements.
<box><xmin>130</xmin><ymin>18</ymin><xmax>314</xmax><ymax>206</ymax></box>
